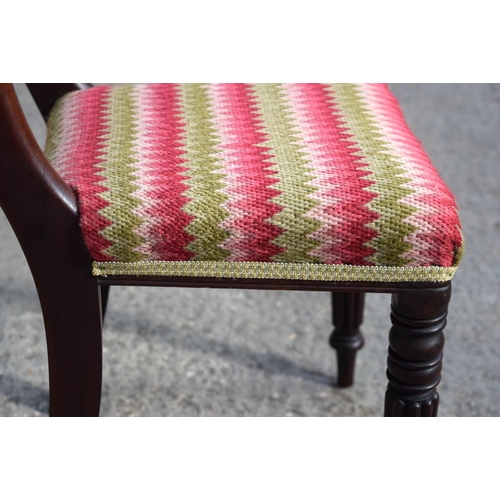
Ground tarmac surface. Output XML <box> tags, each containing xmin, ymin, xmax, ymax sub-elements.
<box><xmin>0</xmin><ymin>83</ymin><xmax>499</xmax><ymax>416</ymax></box>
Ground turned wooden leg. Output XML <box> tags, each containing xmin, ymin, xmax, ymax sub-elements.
<box><xmin>329</xmin><ymin>292</ymin><xmax>365</xmax><ymax>387</ymax></box>
<box><xmin>384</xmin><ymin>283</ymin><xmax>451</xmax><ymax>417</ymax></box>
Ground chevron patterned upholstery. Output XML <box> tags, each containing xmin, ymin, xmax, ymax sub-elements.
<box><xmin>44</xmin><ymin>84</ymin><xmax>463</xmax><ymax>282</ymax></box>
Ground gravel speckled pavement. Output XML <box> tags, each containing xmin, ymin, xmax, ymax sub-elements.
<box><xmin>1</xmin><ymin>83</ymin><xmax>499</xmax><ymax>416</ymax></box>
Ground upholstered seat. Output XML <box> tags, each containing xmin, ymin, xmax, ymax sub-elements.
<box><xmin>0</xmin><ymin>82</ymin><xmax>464</xmax><ymax>416</ymax></box>
<box><xmin>45</xmin><ymin>83</ymin><xmax>463</xmax><ymax>282</ymax></box>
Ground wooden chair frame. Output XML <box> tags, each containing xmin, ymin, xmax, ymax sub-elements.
<box><xmin>0</xmin><ymin>83</ymin><xmax>452</xmax><ymax>416</ymax></box>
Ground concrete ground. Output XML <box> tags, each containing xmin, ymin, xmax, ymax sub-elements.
<box><xmin>0</xmin><ymin>83</ymin><xmax>498</xmax><ymax>416</ymax></box>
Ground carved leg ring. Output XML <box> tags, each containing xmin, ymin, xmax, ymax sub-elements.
<box><xmin>384</xmin><ymin>284</ymin><xmax>451</xmax><ymax>417</ymax></box>
<box><xmin>329</xmin><ymin>292</ymin><xmax>365</xmax><ymax>387</ymax></box>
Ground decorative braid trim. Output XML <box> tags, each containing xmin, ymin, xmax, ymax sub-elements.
<box><xmin>93</xmin><ymin>261</ymin><xmax>456</xmax><ymax>282</ymax></box>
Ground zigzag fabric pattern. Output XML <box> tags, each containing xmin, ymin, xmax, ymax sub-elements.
<box><xmin>45</xmin><ymin>83</ymin><xmax>463</xmax><ymax>281</ymax></box>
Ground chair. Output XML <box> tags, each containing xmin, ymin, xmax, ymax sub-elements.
<box><xmin>0</xmin><ymin>83</ymin><xmax>463</xmax><ymax>417</ymax></box>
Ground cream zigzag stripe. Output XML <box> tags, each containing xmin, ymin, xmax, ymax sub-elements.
<box><xmin>93</xmin><ymin>261</ymin><xmax>456</xmax><ymax>282</ymax></box>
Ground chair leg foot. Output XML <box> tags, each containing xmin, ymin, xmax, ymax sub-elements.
<box><xmin>329</xmin><ymin>292</ymin><xmax>364</xmax><ymax>387</ymax></box>
<box><xmin>385</xmin><ymin>389</ymin><xmax>439</xmax><ymax>417</ymax></box>
<box><xmin>384</xmin><ymin>284</ymin><xmax>451</xmax><ymax>417</ymax></box>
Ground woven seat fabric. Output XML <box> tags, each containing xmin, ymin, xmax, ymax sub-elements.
<box><xmin>45</xmin><ymin>83</ymin><xmax>463</xmax><ymax>281</ymax></box>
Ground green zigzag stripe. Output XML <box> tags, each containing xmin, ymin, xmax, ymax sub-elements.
<box><xmin>330</xmin><ymin>84</ymin><xmax>417</xmax><ymax>266</ymax></box>
<box><xmin>252</xmin><ymin>84</ymin><xmax>321</xmax><ymax>263</ymax></box>
<box><xmin>179</xmin><ymin>84</ymin><xmax>230</xmax><ymax>261</ymax></box>
<box><xmin>99</xmin><ymin>85</ymin><xmax>146</xmax><ymax>261</ymax></box>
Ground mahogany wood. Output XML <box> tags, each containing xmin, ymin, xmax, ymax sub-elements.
<box><xmin>97</xmin><ymin>275</ymin><xmax>446</xmax><ymax>294</ymax></box>
<box><xmin>384</xmin><ymin>283</ymin><xmax>451</xmax><ymax>417</ymax></box>
<box><xmin>26</xmin><ymin>83</ymin><xmax>93</xmax><ymax>122</ymax></box>
<box><xmin>100</xmin><ymin>285</ymin><xmax>110</xmax><ymax>322</ymax></box>
<box><xmin>0</xmin><ymin>84</ymin><xmax>102</xmax><ymax>416</ymax></box>
<box><xmin>330</xmin><ymin>292</ymin><xmax>365</xmax><ymax>387</ymax></box>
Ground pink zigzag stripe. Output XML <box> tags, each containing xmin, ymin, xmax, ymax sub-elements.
<box><xmin>131</xmin><ymin>84</ymin><xmax>195</xmax><ymax>261</ymax></box>
<box><xmin>208</xmin><ymin>83</ymin><xmax>282</xmax><ymax>261</ymax></box>
<box><xmin>49</xmin><ymin>86</ymin><xmax>114</xmax><ymax>260</ymax></box>
<box><xmin>283</xmin><ymin>83</ymin><xmax>379</xmax><ymax>265</ymax></box>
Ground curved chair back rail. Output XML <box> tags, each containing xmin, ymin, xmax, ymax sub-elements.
<box><xmin>0</xmin><ymin>84</ymin><xmax>78</xmax><ymax>251</ymax></box>
<box><xmin>0</xmin><ymin>84</ymin><xmax>103</xmax><ymax>417</ymax></box>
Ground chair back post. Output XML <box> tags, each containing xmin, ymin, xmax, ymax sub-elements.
<box><xmin>0</xmin><ymin>83</ymin><xmax>78</xmax><ymax>258</ymax></box>
<box><xmin>26</xmin><ymin>83</ymin><xmax>93</xmax><ymax>122</ymax></box>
